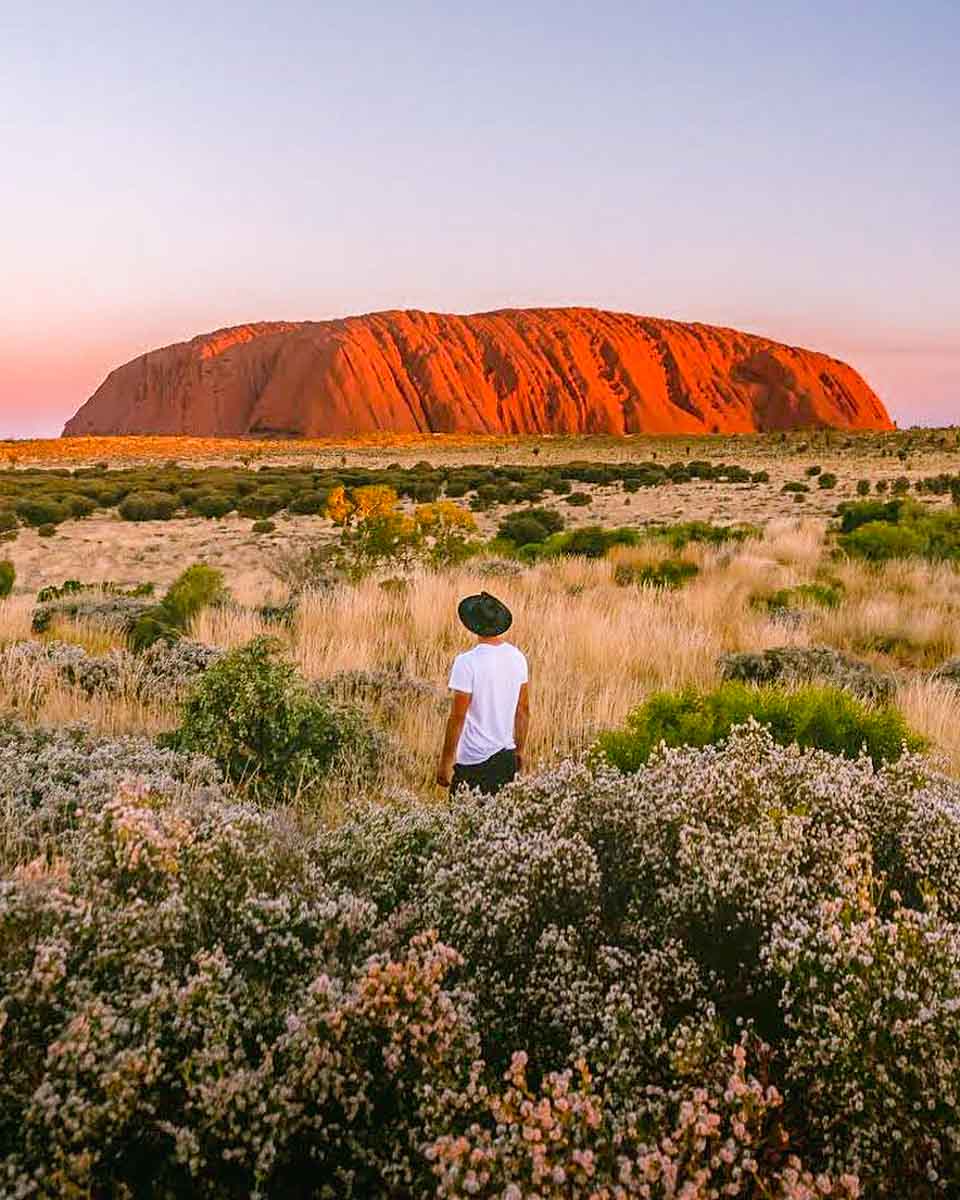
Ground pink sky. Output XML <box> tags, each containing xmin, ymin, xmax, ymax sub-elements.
<box><xmin>2</xmin><ymin>1</ymin><xmax>957</xmax><ymax>438</ymax></box>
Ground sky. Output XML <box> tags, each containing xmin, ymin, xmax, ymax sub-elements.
<box><xmin>1</xmin><ymin>0</ymin><xmax>957</xmax><ymax>437</ymax></box>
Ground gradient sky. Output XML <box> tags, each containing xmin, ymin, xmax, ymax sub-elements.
<box><xmin>1</xmin><ymin>0</ymin><xmax>957</xmax><ymax>437</ymax></box>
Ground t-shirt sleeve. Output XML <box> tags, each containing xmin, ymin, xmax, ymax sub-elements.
<box><xmin>448</xmin><ymin>654</ymin><xmax>474</xmax><ymax>693</ymax></box>
<box><xmin>518</xmin><ymin>651</ymin><xmax>529</xmax><ymax>684</ymax></box>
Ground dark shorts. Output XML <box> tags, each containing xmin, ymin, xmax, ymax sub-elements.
<box><xmin>450</xmin><ymin>748</ymin><xmax>518</xmax><ymax>797</ymax></box>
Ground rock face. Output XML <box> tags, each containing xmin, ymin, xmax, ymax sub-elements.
<box><xmin>63</xmin><ymin>308</ymin><xmax>894</xmax><ymax>438</ymax></box>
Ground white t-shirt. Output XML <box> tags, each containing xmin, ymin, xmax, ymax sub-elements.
<box><xmin>448</xmin><ymin>642</ymin><xmax>529</xmax><ymax>766</ymax></box>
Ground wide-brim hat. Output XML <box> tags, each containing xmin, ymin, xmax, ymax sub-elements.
<box><xmin>457</xmin><ymin>591</ymin><xmax>512</xmax><ymax>637</ymax></box>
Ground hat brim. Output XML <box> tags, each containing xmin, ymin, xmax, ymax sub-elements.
<box><xmin>458</xmin><ymin>594</ymin><xmax>513</xmax><ymax>637</ymax></box>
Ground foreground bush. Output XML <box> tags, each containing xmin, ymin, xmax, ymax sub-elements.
<box><xmin>0</xmin><ymin>559</ymin><xmax>14</xmax><ymax>597</ymax></box>
<box><xmin>5</xmin><ymin>731</ymin><xmax>922</xmax><ymax>1195</ymax></box>
<box><xmin>592</xmin><ymin>682</ymin><xmax>921</xmax><ymax>770</ymax></box>
<box><xmin>318</xmin><ymin>729</ymin><xmax>960</xmax><ymax>1194</ymax></box>
<box><xmin>165</xmin><ymin>637</ymin><xmax>384</xmax><ymax>802</ymax></box>
<box><xmin>0</xmin><ymin>719</ymin><xmax>224</xmax><ymax>866</ymax></box>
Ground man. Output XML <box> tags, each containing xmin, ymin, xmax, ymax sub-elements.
<box><xmin>436</xmin><ymin>591</ymin><xmax>529</xmax><ymax>796</ymax></box>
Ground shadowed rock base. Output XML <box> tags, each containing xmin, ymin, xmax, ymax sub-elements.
<box><xmin>63</xmin><ymin>308</ymin><xmax>894</xmax><ymax>438</ymax></box>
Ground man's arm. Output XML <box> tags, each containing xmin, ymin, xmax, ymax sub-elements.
<box><xmin>437</xmin><ymin>690</ymin><xmax>471</xmax><ymax>787</ymax></box>
<box><xmin>514</xmin><ymin>682</ymin><xmax>530</xmax><ymax>771</ymax></box>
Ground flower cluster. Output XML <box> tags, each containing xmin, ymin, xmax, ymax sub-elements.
<box><xmin>0</xmin><ymin>719</ymin><xmax>224</xmax><ymax>866</ymax></box>
<box><xmin>6</xmin><ymin>727</ymin><xmax>960</xmax><ymax>1194</ymax></box>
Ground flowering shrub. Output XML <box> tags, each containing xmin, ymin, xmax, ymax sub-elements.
<box><xmin>0</xmin><ymin>788</ymin><xmax>477</xmax><ymax>1196</ymax></box>
<box><xmin>319</xmin><ymin>728</ymin><xmax>960</xmax><ymax>1192</ymax></box>
<box><xmin>429</xmin><ymin>1045</ymin><xmax>859</xmax><ymax>1199</ymax></box>
<box><xmin>0</xmin><ymin>719</ymin><xmax>223</xmax><ymax>866</ymax></box>
<box><xmin>6</xmin><ymin>728</ymin><xmax>960</xmax><ymax>1194</ymax></box>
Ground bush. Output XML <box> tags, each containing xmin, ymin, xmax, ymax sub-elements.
<box><xmin>857</xmin><ymin>479</ymin><xmax>872</xmax><ymax>496</ymax></box>
<box><xmin>0</xmin><ymin>509</ymin><xmax>17</xmax><ymax>534</ymax></box>
<box><xmin>559</xmin><ymin>525</ymin><xmax>610</xmax><ymax>558</ymax></box>
<box><xmin>783</xmin><ymin>481</ymin><xmax>810</xmax><ymax>494</ymax></box>
<box><xmin>719</xmin><ymin>644</ymin><xmax>894</xmax><ymax>702</ymax></box>
<box><xmin>251</xmin><ymin>519</ymin><xmax>276</xmax><ymax>534</ymax></box>
<box><xmin>564</xmin><ymin>491</ymin><xmax>592</xmax><ymax>506</ymax></box>
<box><xmin>37</xmin><ymin>522</ymin><xmax>57</xmax><ymax>538</ymax></box>
<box><xmin>817</xmin><ymin>471</ymin><xmax>837</xmax><ymax>489</ymax></box>
<box><xmin>190</xmin><ymin>491</ymin><xmax>235</xmax><ymax>518</ymax></box>
<box><xmin>806</xmin><ymin>464</ymin><xmax>822</xmax><ymax>477</ymax></box>
<box><xmin>592</xmin><ymin>682</ymin><xmax>921</xmax><ymax>770</ymax></box>
<box><xmin>758</xmin><ymin>581</ymin><xmax>845</xmax><ymax>612</ymax></box>
<box><xmin>0</xmin><ymin>560</ymin><xmax>14</xmax><ymax>597</ymax></box>
<box><xmin>165</xmin><ymin>637</ymin><xmax>383</xmax><ymax>802</ymax></box>
<box><xmin>9</xmin><ymin>727</ymin><xmax>960</xmax><ymax>1193</ymax></box>
<box><xmin>496</xmin><ymin>507</ymin><xmax>564</xmax><ymax>545</ymax></box>
<box><xmin>318</xmin><ymin>729</ymin><xmax>960</xmax><ymax>1193</ymax></box>
<box><xmin>614</xmin><ymin>558</ymin><xmax>699</xmax><ymax>589</ymax></box>
<box><xmin>118</xmin><ymin>490</ymin><xmax>179</xmax><ymax>521</ymax></box>
<box><xmin>647</xmin><ymin>520</ymin><xmax>757</xmax><ymax>549</ymax></box>
<box><xmin>16</xmin><ymin>497</ymin><xmax>69</xmax><ymax>527</ymax></box>
<box><xmin>839</xmin><ymin>520</ymin><xmax>927</xmax><ymax>562</ymax></box>
<box><xmin>129</xmin><ymin>564</ymin><xmax>226</xmax><ymax>651</ymax></box>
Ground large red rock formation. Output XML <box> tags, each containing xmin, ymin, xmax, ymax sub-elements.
<box><xmin>63</xmin><ymin>308</ymin><xmax>893</xmax><ymax>438</ymax></box>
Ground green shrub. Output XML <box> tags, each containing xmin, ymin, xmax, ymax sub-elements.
<box><xmin>647</xmin><ymin>520</ymin><xmax>757</xmax><ymax>550</ymax></box>
<box><xmin>165</xmin><ymin>637</ymin><xmax>382</xmax><ymax>802</ymax></box>
<box><xmin>836</xmin><ymin>498</ymin><xmax>907</xmax><ymax>533</ymax></box>
<box><xmin>615</xmin><ymin>559</ymin><xmax>699</xmax><ymax>589</ymax></box>
<box><xmin>856</xmin><ymin>479</ymin><xmax>871</xmax><ymax>496</ymax></box>
<box><xmin>129</xmin><ymin>564</ymin><xmax>226</xmax><ymax>651</ymax></box>
<box><xmin>236</xmin><ymin>486</ymin><xmax>291</xmax><ymax>519</ymax></box>
<box><xmin>839</xmin><ymin>521</ymin><xmax>927</xmax><ymax>563</ymax></box>
<box><xmin>0</xmin><ymin>510</ymin><xmax>17</xmax><ymax>534</ymax></box>
<box><xmin>496</xmin><ymin>506</ymin><xmax>564</xmax><ymax>546</ymax></box>
<box><xmin>0</xmin><ymin>560</ymin><xmax>14</xmax><ymax>597</ymax></box>
<box><xmin>760</xmin><ymin>581</ymin><xmax>845</xmax><ymax>611</ymax></box>
<box><xmin>817</xmin><ymin>472</ymin><xmax>837</xmax><ymax>489</ymax></box>
<box><xmin>37</xmin><ymin>523</ymin><xmax>57</xmax><ymax>538</ymax></box>
<box><xmin>593</xmin><ymin>682</ymin><xmax>921</xmax><ymax>771</ymax></box>
<box><xmin>119</xmin><ymin>490</ymin><xmax>179</xmax><ymax>521</ymax></box>
<box><xmin>805</xmin><ymin>464</ymin><xmax>822</xmax><ymax>477</ymax></box>
<box><xmin>782</xmin><ymin>481</ymin><xmax>810</xmax><ymax>494</ymax></box>
<box><xmin>163</xmin><ymin>564</ymin><xmax>226</xmax><ymax>629</ymax></box>
<box><xmin>559</xmin><ymin>525</ymin><xmax>611</xmax><ymax>558</ymax></box>
<box><xmin>191</xmin><ymin>491</ymin><xmax>235</xmax><ymax>518</ymax></box>
<box><xmin>15</xmin><ymin>497</ymin><xmax>69</xmax><ymax>527</ymax></box>
<box><xmin>252</xmin><ymin>519</ymin><xmax>276</xmax><ymax>534</ymax></box>
<box><xmin>564</xmin><ymin>491</ymin><xmax>592</xmax><ymax>506</ymax></box>
<box><xmin>496</xmin><ymin>514</ymin><xmax>550</xmax><ymax>546</ymax></box>
<box><xmin>288</xmin><ymin>490</ymin><xmax>328</xmax><ymax>515</ymax></box>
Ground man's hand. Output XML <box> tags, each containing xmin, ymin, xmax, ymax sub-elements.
<box><xmin>436</xmin><ymin>759</ymin><xmax>453</xmax><ymax>788</ymax></box>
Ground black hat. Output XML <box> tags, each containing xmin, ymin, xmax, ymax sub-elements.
<box><xmin>457</xmin><ymin>591</ymin><xmax>512</xmax><ymax>637</ymax></box>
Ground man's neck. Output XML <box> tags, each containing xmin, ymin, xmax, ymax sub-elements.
<box><xmin>477</xmin><ymin>636</ymin><xmax>505</xmax><ymax>645</ymax></box>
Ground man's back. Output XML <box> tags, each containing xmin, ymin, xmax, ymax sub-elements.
<box><xmin>448</xmin><ymin>641</ymin><xmax>528</xmax><ymax>765</ymax></box>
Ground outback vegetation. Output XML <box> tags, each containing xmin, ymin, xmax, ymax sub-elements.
<box><xmin>3</xmin><ymin>429</ymin><xmax>960</xmax><ymax>1196</ymax></box>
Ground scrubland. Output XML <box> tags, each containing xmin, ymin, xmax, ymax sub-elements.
<box><xmin>3</xmin><ymin>431</ymin><xmax>960</xmax><ymax>1197</ymax></box>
